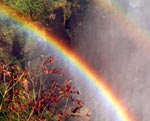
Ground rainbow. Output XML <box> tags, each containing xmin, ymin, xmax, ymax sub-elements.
<box><xmin>0</xmin><ymin>2</ymin><xmax>136</xmax><ymax>121</ymax></box>
<box><xmin>96</xmin><ymin>0</ymin><xmax>150</xmax><ymax>51</ymax></box>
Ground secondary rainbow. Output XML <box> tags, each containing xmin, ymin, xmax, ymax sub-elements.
<box><xmin>96</xmin><ymin>0</ymin><xmax>150</xmax><ymax>51</ymax></box>
<box><xmin>0</xmin><ymin>3</ymin><xmax>135</xmax><ymax>121</ymax></box>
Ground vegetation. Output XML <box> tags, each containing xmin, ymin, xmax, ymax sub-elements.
<box><xmin>0</xmin><ymin>0</ymin><xmax>89</xmax><ymax>67</ymax></box>
<box><xmin>0</xmin><ymin>1</ymin><xmax>90</xmax><ymax>120</ymax></box>
<box><xmin>3</xmin><ymin>0</ymin><xmax>85</xmax><ymax>32</ymax></box>
<box><xmin>0</xmin><ymin>57</ymin><xmax>90</xmax><ymax>121</ymax></box>
<box><xmin>4</xmin><ymin>0</ymin><xmax>72</xmax><ymax>23</ymax></box>
<box><xmin>0</xmin><ymin>17</ymin><xmax>27</xmax><ymax>69</ymax></box>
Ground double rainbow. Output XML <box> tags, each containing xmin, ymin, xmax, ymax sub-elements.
<box><xmin>0</xmin><ymin>1</ymin><xmax>137</xmax><ymax>121</ymax></box>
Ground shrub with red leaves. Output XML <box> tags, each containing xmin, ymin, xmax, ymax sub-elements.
<box><xmin>0</xmin><ymin>57</ymin><xmax>90</xmax><ymax>121</ymax></box>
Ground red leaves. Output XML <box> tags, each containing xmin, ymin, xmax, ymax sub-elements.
<box><xmin>71</xmin><ymin>106</ymin><xmax>81</xmax><ymax>113</ymax></box>
<box><xmin>42</xmin><ymin>56</ymin><xmax>55</xmax><ymax>66</ymax></box>
<box><xmin>44</xmin><ymin>68</ymin><xmax>63</xmax><ymax>76</ymax></box>
<box><xmin>50</xmin><ymin>94</ymin><xmax>59</xmax><ymax>103</ymax></box>
<box><xmin>36</xmin><ymin>118</ymin><xmax>47</xmax><ymax>121</ymax></box>
<box><xmin>50</xmin><ymin>68</ymin><xmax>63</xmax><ymax>76</ymax></box>
<box><xmin>49</xmin><ymin>56</ymin><xmax>55</xmax><ymax>64</ymax></box>
<box><xmin>58</xmin><ymin>113</ymin><xmax>63</xmax><ymax>121</ymax></box>
<box><xmin>0</xmin><ymin>56</ymin><xmax>90</xmax><ymax>120</ymax></box>
<box><xmin>22</xmin><ymin>78</ymin><xmax>29</xmax><ymax>92</ymax></box>
<box><xmin>44</xmin><ymin>69</ymin><xmax>49</xmax><ymax>75</ymax></box>
<box><xmin>29</xmin><ymin>76</ymin><xmax>87</xmax><ymax>120</ymax></box>
<box><xmin>42</xmin><ymin>56</ymin><xmax>63</xmax><ymax>76</ymax></box>
<box><xmin>73</xmin><ymin>99</ymin><xmax>84</xmax><ymax>106</ymax></box>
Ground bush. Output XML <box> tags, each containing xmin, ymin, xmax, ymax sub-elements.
<box><xmin>0</xmin><ymin>57</ymin><xmax>90</xmax><ymax>121</ymax></box>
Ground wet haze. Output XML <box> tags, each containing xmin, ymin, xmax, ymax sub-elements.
<box><xmin>70</xmin><ymin>0</ymin><xmax>150</xmax><ymax>121</ymax></box>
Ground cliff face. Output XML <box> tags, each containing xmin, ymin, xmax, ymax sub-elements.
<box><xmin>0</xmin><ymin>0</ymin><xmax>88</xmax><ymax>66</ymax></box>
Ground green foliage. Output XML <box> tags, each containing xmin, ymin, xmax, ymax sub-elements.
<box><xmin>0</xmin><ymin>0</ymin><xmax>89</xmax><ymax>70</ymax></box>
<box><xmin>5</xmin><ymin>0</ymin><xmax>75</xmax><ymax>24</ymax></box>
<box><xmin>5</xmin><ymin>0</ymin><xmax>44</xmax><ymax>20</ymax></box>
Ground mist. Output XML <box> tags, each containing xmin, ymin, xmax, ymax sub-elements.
<box><xmin>1</xmin><ymin>0</ymin><xmax>150</xmax><ymax>120</ymax></box>
<box><xmin>69</xmin><ymin>0</ymin><xmax>150</xmax><ymax>121</ymax></box>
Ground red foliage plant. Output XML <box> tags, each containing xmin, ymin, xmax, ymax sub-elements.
<box><xmin>0</xmin><ymin>57</ymin><xmax>90</xmax><ymax>121</ymax></box>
